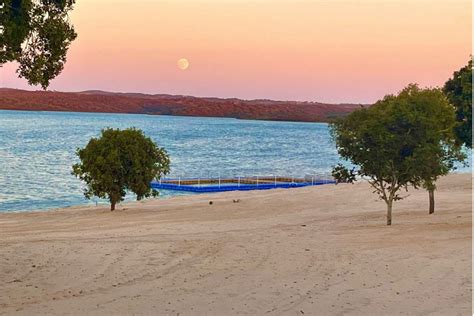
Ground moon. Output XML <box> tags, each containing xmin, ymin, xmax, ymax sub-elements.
<box><xmin>177</xmin><ymin>58</ymin><xmax>189</xmax><ymax>70</ymax></box>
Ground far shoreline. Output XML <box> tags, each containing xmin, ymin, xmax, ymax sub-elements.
<box><xmin>0</xmin><ymin>108</ymin><xmax>336</xmax><ymax>125</ymax></box>
<box><xmin>0</xmin><ymin>88</ymin><xmax>365</xmax><ymax>123</ymax></box>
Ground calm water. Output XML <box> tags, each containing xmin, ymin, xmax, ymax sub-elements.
<box><xmin>0</xmin><ymin>110</ymin><xmax>470</xmax><ymax>212</ymax></box>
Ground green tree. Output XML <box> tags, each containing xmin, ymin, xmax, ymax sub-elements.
<box><xmin>394</xmin><ymin>86</ymin><xmax>465</xmax><ymax>214</ymax></box>
<box><xmin>443</xmin><ymin>59</ymin><xmax>472</xmax><ymax>148</ymax></box>
<box><xmin>331</xmin><ymin>105</ymin><xmax>412</xmax><ymax>226</ymax></box>
<box><xmin>72</xmin><ymin>128</ymin><xmax>170</xmax><ymax>211</ymax></box>
<box><xmin>330</xmin><ymin>84</ymin><xmax>463</xmax><ymax>225</ymax></box>
<box><xmin>1</xmin><ymin>0</ymin><xmax>77</xmax><ymax>88</ymax></box>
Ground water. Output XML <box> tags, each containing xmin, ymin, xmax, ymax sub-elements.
<box><xmin>0</xmin><ymin>110</ymin><xmax>470</xmax><ymax>212</ymax></box>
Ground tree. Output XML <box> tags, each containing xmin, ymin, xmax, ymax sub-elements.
<box><xmin>1</xmin><ymin>0</ymin><xmax>77</xmax><ymax>88</ymax></box>
<box><xmin>394</xmin><ymin>86</ymin><xmax>465</xmax><ymax>214</ymax></box>
<box><xmin>330</xmin><ymin>84</ymin><xmax>463</xmax><ymax>225</ymax></box>
<box><xmin>331</xmin><ymin>104</ymin><xmax>411</xmax><ymax>226</ymax></box>
<box><xmin>443</xmin><ymin>59</ymin><xmax>472</xmax><ymax>148</ymax></box>
<box><xmin>72</xmin><ymin>128</ymin><xmax>170</xmax><ymax>211</ymax></box>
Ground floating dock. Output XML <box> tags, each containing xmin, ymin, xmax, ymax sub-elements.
<box><xmin>151</xmin><ymin>176</ymin><xmax>335</xmax><ymax>193</ymax></box>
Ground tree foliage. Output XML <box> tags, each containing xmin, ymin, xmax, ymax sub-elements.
<box><xmin>394</xmin><ymin>86</ymin><xmax>465</xmax><ymax>214</ymax></box>
<box><xmin>443</xmin><ymin>58</ymin><xmax>473</xmax><ymax>148</ymax></box>
<box><xmin>72</xmin><ymin>128</ymin><xmax>170</xmax><ymax>211</ymax></box>
<box><xmin>331</xmin><ymin>84</ymin><xmax>463</xmax><ymax>225</ymax></box>
<box><xmin>1</xmin><ymin>0</ymin><xmax>77</xmax><ymax>88</ymax></box>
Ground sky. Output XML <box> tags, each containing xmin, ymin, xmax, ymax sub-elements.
<box><xmin>1</xmin><ymin>0</ymin><xmax>471</xmax><ymax>103</ymax></box>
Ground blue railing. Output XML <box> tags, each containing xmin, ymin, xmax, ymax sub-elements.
<box><xmin>151</xmin><ymin>179</ymin><xmax>335</xmax><ymax>193</ymax></box>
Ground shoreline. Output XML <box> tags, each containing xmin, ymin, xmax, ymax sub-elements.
<box><xmin>1</xmin><ymin>171</ymin><xmax>471</xmax><ymax>215</ymax></box>
<box><xmin>0</xmin><ymin>173</ymin><xmax>471</xmax><ymax>314</ymax></box>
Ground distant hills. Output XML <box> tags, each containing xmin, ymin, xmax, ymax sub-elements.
<box><xmin>0</xmin><ymin>88</ymin><xmax>366</xmax><ymax>123</ymax></box>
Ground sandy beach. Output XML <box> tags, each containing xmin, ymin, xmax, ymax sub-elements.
<box><xmin>0</xmin><ymin>173</ymin><xmax>471</xmax><ymax>315</ymax></box>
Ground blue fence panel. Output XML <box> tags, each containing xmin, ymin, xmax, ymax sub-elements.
<box><xmin>150</xmin><ymin>179</ymin><xmax>336</xmax><ymax>193</ymax></box>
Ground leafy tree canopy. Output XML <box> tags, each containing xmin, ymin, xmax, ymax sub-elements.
<box><xmin>331</xmin><ymin>84</ymin><xmax>463</xmax><ymax>225</ymax></box>
<box><xmin>72</xmin><ymin>128</ymin><xmax>170</xmax><ymax>211</ymax></box>
<box><xmin>443</xmin><ymin>58</ymin><xmax>472</xmax><ymax>148</ymax></box>
<box><xmin>1</xmin><ymin>0</ymin><xmax>77</xmax><ymax>89</ymax></box>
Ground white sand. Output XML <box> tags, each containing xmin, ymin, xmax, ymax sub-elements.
<box><xmin>0</xmin><ymin>173</ymin><xmax>471</xmax><ymax>315</ymax></box>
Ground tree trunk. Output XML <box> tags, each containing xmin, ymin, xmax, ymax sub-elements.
<box><xmin>111</xmin><ymin>201</ymin><xmax>116</xmax><ymax>211</ymax></box>
<box><xmin>428</xmin><ymin>189</ymin><xmax>435</xmax><ymax>214</ymax></box>
<box><xmin>386</xmin><ymin>199</ymin><xmax>393</xmax><ymax>226</ymax></box>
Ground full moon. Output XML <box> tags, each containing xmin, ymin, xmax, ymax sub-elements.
<box><xmin>177</xmin><ymin>58</ymin><xmax>189</xmax><ymax>70</ymax></box>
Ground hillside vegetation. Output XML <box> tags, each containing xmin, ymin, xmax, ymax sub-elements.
<box><xmin>0</xmin><ymin>88</ymin><xmax>364</xmax><ymax>122</ymax></box>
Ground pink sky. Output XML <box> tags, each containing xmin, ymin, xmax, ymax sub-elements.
<box><xmin>1</xmin><ymin>0</ymin><xmax>471</xmax><ymax>103</ymax></box>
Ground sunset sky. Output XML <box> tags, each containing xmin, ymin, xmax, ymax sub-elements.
<box><xmin>1</xmin><ymin>0</ymin><xmax>471</xmax><ymax>103</ymax></box>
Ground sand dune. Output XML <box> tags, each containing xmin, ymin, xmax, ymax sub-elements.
<box><xmin>0</xmin><ymin>173</ymin><xmax>471</xmax><ymax>315</ymax></box>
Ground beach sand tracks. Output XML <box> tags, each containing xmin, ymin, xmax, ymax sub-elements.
<box><xmin>0</xmin><ymin>173</ymin><xmax>471</xmax><ymax>315</ymax></box>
